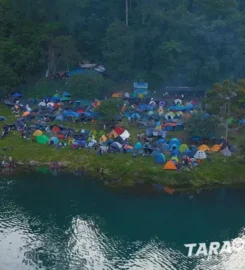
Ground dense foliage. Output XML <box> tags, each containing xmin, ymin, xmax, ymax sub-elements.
<box><xmin>68</xmin><ymin>75</ymin><xmax>104</xmax><ymax>99</ymax></box>
<box><xmin>1</xmin><ymin>0</ymin><xmax>245</xmax><ymax>93</ymax></box>
<box><xmin>185</xmin><ymin>112</ymin><xmax>224</xmax><ymax>138</ymax></box>
<box><xmin>96</xmin><ymin>99</ymin><xmax>123</xmax><ymax>120</ymax></box>
<box><xmin>206</xmin><ymin>79</ymin><xmax>245</xmax><ymax>117</ymax></box>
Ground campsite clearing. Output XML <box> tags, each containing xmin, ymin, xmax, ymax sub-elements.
<box><xmin>0</xmin><ymin>104</ymin><xmax>245</xmax><ymax>190</ymax></box>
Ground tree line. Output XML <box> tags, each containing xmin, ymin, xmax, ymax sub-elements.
<box><xmin>1</xmin><ymin>0</ymin><xmax>245</xmax><ymax>95</ymax></box>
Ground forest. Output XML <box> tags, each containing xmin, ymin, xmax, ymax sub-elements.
<box><xmin>1</xmin><ymin>0</ymin><xmax>245</xmax><ymax>95</ymax></box>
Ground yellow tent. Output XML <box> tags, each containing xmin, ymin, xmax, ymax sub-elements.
<box><xmin>198</xmin><ymin>144</ymin><xmax>210</xmax><ymax>152</ymax></box>
<box><xmin>33</xmin><ymin>130</ymin><xmax>43</xmax><ymax>136</ymax></box>
<box><xmin>211</xmin><ymin>144</ymin><xmax>221</xmax><ymax>152</ymax></box>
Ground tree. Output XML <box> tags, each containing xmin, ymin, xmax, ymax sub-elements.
<box><xmin>67</xmin><ymin>75</ymin><xmax>104</xmax><ymax>99</ymax></box>
<box><xmin>102</xmin><ymin>19</ymin><xmax>135</xmax><ymax>79</ymax></box>
<box><xmin>0</xmin><ymin>63</ymin><xmax>20</xmax><ymax>98</ymax></box>
<box><xmin>96</xmin><ymin>99</ymin><xmax>123</xmax><ymax>120</ymax></box>
<box><xmin>185</xmin><ymin>112</ymin><xmax>224</xmax><ymax>138</ymax></box>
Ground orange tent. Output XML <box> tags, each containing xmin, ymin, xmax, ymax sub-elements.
<box><xmin>198</xmin><ymin>144</ymin><xmax>210</xmax><ymax>152</ymax></box>
<box><xmin>100</xmin><ymin>135</ymin><xmax>108</xmax><ymax>142</ymax></box>
<box><xmin>107</xmin><ymin>130</ymin><xmax>118</xmax><ymax>139</ymax></box>
<box><xmin>22</xmin><ymin>111</ymin><xmax>30</xmax><ymax>117</ymax></box>
<box><xmin>163</xmin><ymin>161</ymin><xmax>177</xmax><ymax>170</ymax></box>
<box><xmin>112</xmin><ymin>93</ymin><xmax>122</xmax><ymax>98</ymax></box>
<box><xmin>210</xmin><ymin>144</ymin><xmax>221</xmax><ymax>152</ymax></box>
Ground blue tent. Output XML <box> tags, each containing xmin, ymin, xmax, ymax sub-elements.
<box><xmin>183</xmin><ymin>149</ymin><xmax>194</xmax><ymax>158</ymax></box>
<box><xmin>239</xmin><ymin>119</ymin><xmax>245</xmax><ymax>125</ymax></box>
<box><xmin>134</xmin><ymin>142</ymin><xmax>143</xmax><ymax>150</ymax></box>
<box><xmin>155</xmin><ymin>153</ymin><xmax>166</xmax><ymax>164</ymax></box>
<box><xmin>63</xmin><ymin>91</ymin><xmax>71</xmax><ymax>97</ymax></box>
<box><xmin>169</xmin><ymin>138</ymin><xmax>181</xmax><ymax>149</ymax></box>
<box><xmin>11</xmin><ymin>92</ymin><xmax>23</xmax><ymax>98</ymax></box>
<box><xmin>165</xmin><ymin>126</ymin><xmax>174</xmax><ymax>131</ymax></box>
<box><xmin>191</xmin><ymin>136</ymin><xmax>202</xmax><ymax>141</ymax></box>
<box><xmin>169</xmin><ymin>105</ymin><xmax>185</xmax><ymax>111</ymax></box>
<box><xmin>55</xmin><ymin>115</ymin><xmax>64</xmax><ymax>121</ymax></box>
<box><xmin>157</xmin><ymin>138</ymin><xmax>165</xmax><ymax>144</ymax></box>
<box><xmin>63</xmin><ymin>110</ymin><xmax>80</xmax><ymax>118</ymax></box>
<box><xmin>161</xmin><ymin>143</ymin><xmax>170</xmax><ymax>152</ymax></box>
<box><xmin>189</xmin><ymin>145</ymin><xmax>198</xmax><ymax>153</ymax></box>
<box><xmin>171</xmin><ymin>149</ymin><xmax>180</xmax><ymax>157</ymax></box>
<box><xmin>50</xmin><ymin>97</ymin><xmax>60</xmax><ymax>102</ymax></box>
<box><xmin>150</xmin><ymin>149</ymin><xmax>161</xmax><ymax>157</ymax></box>
<box><xmin>50</xmin><ymin>137</ymin><xmax>59</xmax><ymax>144</ymax></box>
<box><xmin>170</xmin><ymin>143</ymin><xmax>178</xmax><ymax>151</ymax></box>
<box><xmin>75</xmin><ymin>140</ymin><xmax>86</xmax><ymax>147</ymax></box>
<box><xmin>131</xmin><ymin>113</ymin><xmax>140</xmax><ymax>120</ymax></box>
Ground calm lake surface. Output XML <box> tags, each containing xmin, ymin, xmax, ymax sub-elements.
<box><xmin>0</xmin><ymin>173</ymin><xmax>245</xmax><ymax>270</ymax></box>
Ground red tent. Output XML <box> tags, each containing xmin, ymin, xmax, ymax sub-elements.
<box><xmin>114</xmin><ymin>127</ymin><xmax>125</xmax><ymax>135</ymax></box>
<box><xmin>57</xmin><ymin>133</ymin><xmax>65</xmax><ymax>140</ymax></box>
<box><xmin>52</xmin><ymin>126</ymin><xmax>61</xmax><ymax>133</ymax></box>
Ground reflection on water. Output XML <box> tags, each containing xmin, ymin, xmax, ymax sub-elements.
<box><xmin>0</xmin><ymin>173</ymin><xmax>245</xmax><ymax>270</ymax></box>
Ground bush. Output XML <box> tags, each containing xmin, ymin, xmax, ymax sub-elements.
<box><xmin>68</xmin><ymin>74</ymin><xmax>104</xmax><ymax>99</ymax></box>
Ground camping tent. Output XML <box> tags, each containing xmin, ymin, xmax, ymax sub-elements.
<box><xmin>33</xmin><ymin>130</ymin><xmax>43</xmax><ymax>136</ymax></box>
<box><xmin>52</xmin><ymin>126</ymin><xmax>61</xmax><ymax>133</ymax></box>
<box><xmin>36</xmin><ymin>135</ymin><xmax>49</xmax><ymax>144</ymax></box>
<box><xmin>134</xmin><ymin>142</ymin><xmax>143</xmax><ymax>150</ymax></box>
<box><xmin>211</xmin><ymin>144</ymin><xmax>221</xmax><ymax>152</ymax></box>
<box><xmin>179</xmin><ymin>144</ymin><xmax>188</xmax><ymax>153</ymax></box>
<box><xmin>198</xmin><ymin>144</ymin><xmax>210</xmax><ymax>152</ymax></box>
<box><xmin>155</xmin><ymin>153</ymin><xmax>166</xmax><ymax>164</ymax></box>
<box><xmin>120</xmin><ymin>130</ymin><xmax>130</xmax><ymax>140</ymax></box>
<box><xmin>50</xmin><ymin>137</ymin><xmax>59</xmax><ymax>144</ymax></box>
<box><xmin>221</xmin><ymin>147</ymin><xmax>232</xmax><ymax>157</ymax></box>
<box><xmin>194</xmin><ymin>150</ymin><xmax>207</xmax><ymax>160</ymax></box>
<box><xmin>164</xmin><ymin>161</ymin><xmax>177</xmax><ymax>170</ymax></box>
<box><xmin>107</xmin><ymin>130</ymin><xmax>118</xmax><ymax>139</ymax></box>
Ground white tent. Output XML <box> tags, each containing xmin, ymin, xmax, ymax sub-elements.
<box><xmin>174</xmin><ymin>99</ymin><xmax>182</xmax><ymax>105</ymax></box>
<box><xmin>221</xmin><ymin>147</ymin><xmax>232</xmax><ymax>157</ymax></box>
<box><xmin>120</xmin><ymin>130</ymin><xmax>130</xmax><ymax>140</ymax></box>
<box><xmin>47</xmin><ymin>102</ymin><xmax>54</xmax><ymax>107</ymax></box>
<box><xmin>194</xmin><ymin>150</ymin><xmax>207</xmax><ymax>160</ymax></box>
<box><xmin>38</xmin><ymin>102</ymin><xmax>46</xmax><ymax>107</ymax></box>
<box><xmin>165</xmin><ymin>112</ymin><xmax>174</xmax><ymax>121</ymax></box>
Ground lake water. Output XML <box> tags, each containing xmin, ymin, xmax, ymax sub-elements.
<box><xmin>0</xmin><ymin>173</ymin><xmax>245</xmax><ymax>270</ymax></box>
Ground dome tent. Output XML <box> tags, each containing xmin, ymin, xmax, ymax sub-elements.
<box><xmin>194</xmin><ymin>150</ymin><xmax>207</xmax><ymax>160</ymax></box>
<box><xmin>155</xmin><ymin>153</ymin><xmax>166</xmax><ymax>164</ymax></box>
<box><xmin>164</xmin><ymin>161</ymin><xmax>177</xmax><ymax>170</ymax></box>
<box><xmin>179</xmin><ymin>144</ymin><xmax>189</xmax><ymax>153</ymax></box>
<box><xmin>33</xmin><ymin>130</ymin><xmax>43</xmax><ymax>136</ymax></box>
<box><xmin>49</xmin><ymin>136</ymin><xmax>59</xmax><ymax>144</ymax></box>
<box><xmin>36</xmin><ymin>135</ymin><xmax>49</xmax><ymax>144</ymax></box>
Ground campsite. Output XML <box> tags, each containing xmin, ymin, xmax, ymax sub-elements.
<box><xmin>0</xmin><ymin>84</ymin><xmax>245</xmax><ymax>191</ymax></box>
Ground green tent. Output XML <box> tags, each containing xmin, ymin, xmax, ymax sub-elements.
<box><xmin>36</xmin><ymin>135</ymin><xmax>49</xmax><ymax>144</ymax></box>
<box><xmin>54</xmin><ymin>93</ymin><xmax>60</xmax><ymax>98</ymax></box>
<box><xmin>61</xmin><ymin>96</ymin><xmax>71</xmax><ymax>101</ymax></box>
<box><xmin>179</xmin><ymin>144</ymin><xmax>189</xmax><ymax>153</ymax></box>
<box><xmin>98</xmin><ymin>130</ymin><xmax>105</xmax><ymax>137</ymax></box>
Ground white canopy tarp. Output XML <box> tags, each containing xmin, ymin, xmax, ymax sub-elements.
<box><xmin>120</xmin><ymin>130</ymin><xmax>130</xmax><ymax>140</ymax></box>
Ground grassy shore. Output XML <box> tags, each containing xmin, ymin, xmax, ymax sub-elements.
<box><xmin>0</xmin><ymin>103</ymin><xmax>245</xmax><ymax>190</ymax></box>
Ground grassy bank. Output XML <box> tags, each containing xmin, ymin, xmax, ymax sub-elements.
<box><xmin>0</xmin><ymin>103</ymin><xmax>245</xmax><ymax>190</ymax></box>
